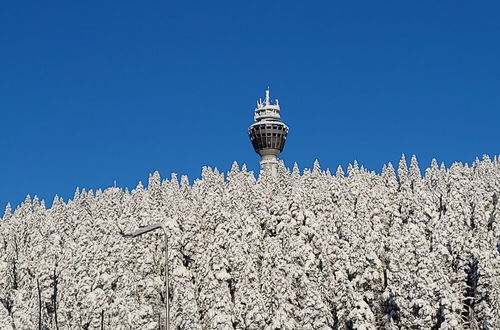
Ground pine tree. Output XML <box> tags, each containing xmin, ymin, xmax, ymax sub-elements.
<box><xmin>1</xmin><ymin>158</ymin><xmax>500</xmax><ymax>328</ymax></box>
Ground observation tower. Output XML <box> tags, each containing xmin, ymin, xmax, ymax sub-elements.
<box><xmin>248</xmin><ymin>88</ymin><xmax>289</xmax><ymax>176</ymax></box>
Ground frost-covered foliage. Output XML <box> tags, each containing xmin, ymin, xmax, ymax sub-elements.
<box><xmin>1</xmin><ymin>156</ymin><xmax>500</xmax><ymax>329</ymax></box>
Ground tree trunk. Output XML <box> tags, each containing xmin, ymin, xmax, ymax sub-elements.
<box><xmin>37</xmin><ymin>278</ymin><xmax>42</xmax><ymax>330</ymax></box>
<box><xmin>52</xmin><ymin>268</ymin><xmax>59</xmax><ymax>330</ymax></box>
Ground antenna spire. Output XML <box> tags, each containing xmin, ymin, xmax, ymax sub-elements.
<box><xmin>265</xmin><ymin>87</ymin><xmax>270</xmax><ymax>105</ymax></box>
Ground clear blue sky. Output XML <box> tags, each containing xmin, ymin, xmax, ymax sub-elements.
<box><xmin>1</xmin><ymin>1</ymin><xmax>499</xmax><ymax>209</ymax></box>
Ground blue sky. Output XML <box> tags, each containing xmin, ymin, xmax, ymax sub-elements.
<box><xmin>1</xmin><ymin>1</ymin><xmax>499</xmax><ymax>209</ymax></box>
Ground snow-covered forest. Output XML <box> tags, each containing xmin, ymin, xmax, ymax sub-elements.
<box><xmin>1</xmin><ymin>155</ymin><xmax>500</xmax><ymax>330</ymax></box>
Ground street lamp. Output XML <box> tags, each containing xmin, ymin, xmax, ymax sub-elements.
<box><xmin>125</xmin><ymin>223</ymin><xmax>170</xmax><ymax>330</ymax></box>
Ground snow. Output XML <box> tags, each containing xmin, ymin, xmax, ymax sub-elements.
<box><xmin>1</xmin><ymin>156</ymin><xmax>500</xmax><ymax>329</ymax></box>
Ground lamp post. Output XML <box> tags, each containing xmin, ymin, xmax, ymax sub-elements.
<box><xmin>125</xmin><ymin>223</ymin><xmax>170</xmax><ymax>330</ymax></box>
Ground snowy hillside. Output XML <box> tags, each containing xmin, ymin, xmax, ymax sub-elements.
<box><xmin>1</xmin><ymin>155</ymin><xmax>499</xmax><ymax>329</ymax></box>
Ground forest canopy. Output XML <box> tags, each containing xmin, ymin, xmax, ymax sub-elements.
<box><xmin>1</xmin><ymin>155</ymin><xmax>499</xmax><ymax>329</ymax></box>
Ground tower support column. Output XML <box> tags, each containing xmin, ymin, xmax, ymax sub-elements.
<box><xmin>260</xmin><ymin>155</ymin><xmax>278</xmax><ymax>177</ymax></box>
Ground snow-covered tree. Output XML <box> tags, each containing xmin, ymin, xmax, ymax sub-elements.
<box><xmin>1</xmin><ymin>156</ymin><xmax>500</xmax><ymax>328</ymax></box>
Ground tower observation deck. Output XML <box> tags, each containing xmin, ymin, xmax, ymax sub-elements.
<box><xmin>248</xmin><ymin>89</ymin><xmax>289</xmax><ymax>176</ymax></box>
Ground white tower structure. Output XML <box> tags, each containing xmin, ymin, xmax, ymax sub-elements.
<box><xmin>248</xmin><ymin>88</ymin><xmax>289</xmax><ymax>177</ymax></box>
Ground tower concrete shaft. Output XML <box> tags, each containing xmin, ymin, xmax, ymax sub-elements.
<box><xmin>248</xmin><ymin>89</ymin><xmax>289</xmax><ymax>176</ymax></box>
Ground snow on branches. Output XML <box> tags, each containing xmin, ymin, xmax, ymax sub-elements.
<box><xmin>1</xmin><ymin>156</ymin><xmax>500</xmax><ymax>329</ymax></box>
